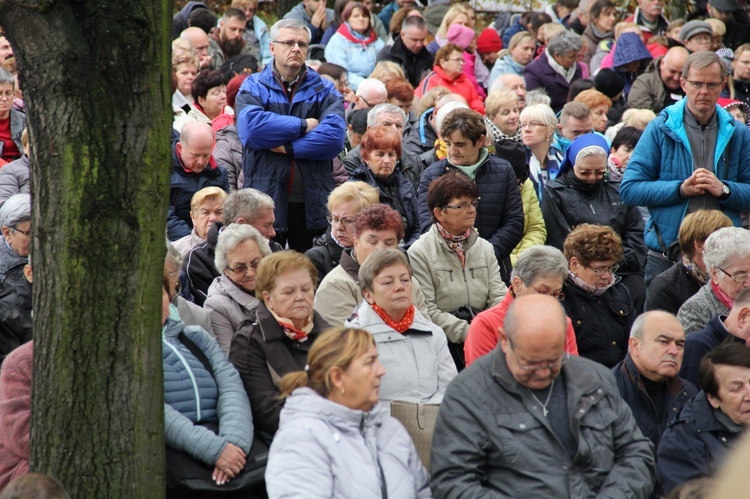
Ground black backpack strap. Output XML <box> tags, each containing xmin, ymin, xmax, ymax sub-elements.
<box><xmin>178</xmin><ymin>332</ymin><xmax>215</xmax><ymax>381</ymax></box>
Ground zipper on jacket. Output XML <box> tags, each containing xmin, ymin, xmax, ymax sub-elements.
<box><xmin>163</xmin><ymin>337</ymin><xmax>203</xmax><ymax>421</ymax></box>
<box><xmin>360</xmin><ymin>413</ymin><xmax>388</xmax><ymax>499</ymax></box>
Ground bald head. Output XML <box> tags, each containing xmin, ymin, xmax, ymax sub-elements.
<box><xmin>660</xmin><ymin>46</ymin><xmax>689</xmax><ymax>90</ymax></box>
<box><xmin>181</xmin><ymin>27</ymin><xmax>210</xmax><ymax>65</ymax></box>
<box><xmin>178</xmin><ymin>122</ymin><xmax>215</xmax><ymax>173</ymax></box>
<box><xmin>629</xmin><ymin>310</ymin><xmax>686</xmax><ymax>382</ymax></box>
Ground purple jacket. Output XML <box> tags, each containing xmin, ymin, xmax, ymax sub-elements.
<box><xmin>523</xmin><ymin>52</ymin><xmax>583</xmax><ymax>114</ymax></box>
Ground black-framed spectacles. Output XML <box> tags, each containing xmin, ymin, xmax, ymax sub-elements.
<box><xmin>718</xmin><ymin>267</ymin><xmax>750</xmax><ymax>283</ymax></box>
<box><xmin>225</xmin><ymin>261</ymin><xmax>260</xmax><ymax>274</ymax></box>
<box><xmin>11</xmin><ymin>226</ymin><xmax>30</xmax><ymax>237</ymax></box>
<box><xmin>326</xmin><ymin>215</ymin><xmax>356</xmax><ymax>226</ymax></box>
<box><xmin>273</xmin><ymin>40</ymin><xmax>310</xmax><ymax>50</ymax></box>
<box><xmin>508</xmin><ymin>338</ymin><xmax>569</xmax><ymax>372</ymax></box>
<box><xmin>443</xmin><ymin>200</ymin><xmax>479</xmax><ymax>211</ymax></box>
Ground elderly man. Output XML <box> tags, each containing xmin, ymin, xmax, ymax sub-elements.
<box><xmin>628</xmin><ymin>46</ymin><xmax>688</xmax><ymax>114</ymax></box>
<box><xmin>183</xmin><ymin>188</ymin><xmax>281</xmax><ymax>306</ymax></box>
<box><xmin>167</xmin><ymin>122</ymin><xmax>229</xmax><ymax>241</ymax></box>
<box><xmin>658</xmin><ymin>341</ymin><xmax>750</xmax><ymax>494</ymax></box>
<box><xmin>376</xmin><ymin>16</ymin><xmax>433</xmax><ymax>88</ymax></box>
<box><xmin>208</xmin><ymin>8</ymin><xmax>260</xmax><ymax>70</ymax></box>
<box><xmin>0</xmin><ymin>194</ymin><xmax>29</xmax><ymax>292</ymax></box>
<box><xmin>679</xmin><ymin>21</ymin><xmax>713</xmax><ymax>53</ymax></box>
<box><xmin>624</xmin><ymin>0</ymin><xmax>668</xmax><ymax>44</ymax></box>
<box><xmin>430</xmin><ymin>294</ymin><xmax>655</xmax><ymax>498</ymax></box>
<box><xmin>283</xmin><ymin>0</ymin><xmax>333</xmax><ymax>45</ymax></box>
<box><xmin>402</xmin><ymin>92</ymin><xmax>468</xmax><ymax>162</ymax></box>
<box><xmin>180</xmin><ymin>26</ymin><xmax>212</xmax><ymax>69</ymax></box>
<box><xmin>556</xmin><ymin>101</ymin><xmax>593</xmax><ymax>152</ymax></box>
<box><xmin>235</xmin><ymin>19</ymin><xmax>345</xmax><ymax>253</ymax></box>
<box><xmin>491</xmin><ymin>73</ymin><xmax>527</xmax><ymax>110</ymax></box>
<box><xmin>351</xmin><ymin>78</ymin><xmax>388</xmax><ymax>112</ymax></box>
<box><xmin>621</xmin><ymin>51</ymin><xmax>750</xmax><ymax>287</ymax></box>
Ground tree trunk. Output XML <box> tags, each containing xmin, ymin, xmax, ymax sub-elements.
<box><xmin>0</xmin><ymin>0</ymin><xmax>172</xmax><ymax>495</ymax></box>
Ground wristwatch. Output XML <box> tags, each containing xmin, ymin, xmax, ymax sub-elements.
<box><xmin>718</xmin><ymin>183</ymin><xmax>731</xmax><ymax>201</ymax></box>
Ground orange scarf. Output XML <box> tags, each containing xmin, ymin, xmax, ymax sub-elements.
<box><xmin>370</xmin><ymin>303</ymin><xmax>415</xmax><ymax>334</ymax></box>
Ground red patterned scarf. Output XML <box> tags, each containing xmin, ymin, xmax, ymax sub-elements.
<box><xmin>370</xmin><ymin>303</ymin><xmax>415</xmax><ymax>334</ymax></box>
<box><xmin>437</xmin><ymin>222</ymin><xmax>470</xmax><ymax>268</ymax></box>
<box><xmin>711</xmin><ymin>280</ymin><xmax>735</xmax><ymax>309</ymax></box>
<box><xmin>269</xmin><ymin>309</ymin><xmax>313</xmax><ymax>342</ymax></box>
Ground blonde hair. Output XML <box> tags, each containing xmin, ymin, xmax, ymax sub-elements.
<box><xmin>279</xmin><ymin>327</ymin><xmax>376</xmax><ymax>398</ymax></box>
<box><xmin>369</xmin><ymin>61</ymin><xmax>406</xmax><ymax>84</ymax></box>
<box><xmin>706</xmin><ymin>18</ymin><xmax>726</xmax><ymax>37</ymax></box>
<box><xmin>485</xmin><ymin>88</ymin><xmax>518</xmax><ymax>118</ymax></box>
<box><xmin>415</xmin><ymin>86</ymin><xmax>451</xmax><ymax>116</ymax></box>
<box><xmin>327</xmin><ymin>181</ymin><xmax>380</xmax><ymax>213</ymax></box>
<box><xmin>255</xmin><ymin>251</ymin><xmax>318</xmax><ymax>300</ymax></box>
<box><xmin>172</xmin><ymin>38</ymin><xmax>199</xmax><ymax>70</ymax></box>
<box><xmin>500</xmin><ymin>31</ymin><xmax>536</xmax><ymax>60</ymax></box>
<box><xmin>621</xmin><ymin>108</ymin><xmax>657</xmax><ymax>130</ymax></box>
<box><xmin>542</xmin><ymin>23</ymin><xmax>565</xmax><ymax>44</ymax></box>
<box><xmin>614</xmin><ymin>22</ymin><xmax>641</xmax><ymax>40</ymax></box>
<box><xmin>21</xmin><ymin>128</ymin><xmax>28</xmax><ymax>149</ymax></box>
<box><xmin>190</xmin><ymin>186</ymin><xmax>228</xmax><ymax>212</ymax></box>
<box><xmin>436</xmin><ymin>4</ymin><xmax>472</xmax><ymax>39</ymax></box>
<box><xmin>231</xmin><ymin>0</ymin><xmax>256</xmax><ymax>8</ymax></box>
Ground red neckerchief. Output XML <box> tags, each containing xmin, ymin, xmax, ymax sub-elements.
<box><xmin>371</xmin><ymin>303</ymin><xmax>415</xmax><ymax>334</ymax></box>
<box><xmin>436</xmin><ymin>222</ymin><xmax>470</xmax><ymax>268</ymax></box>
<box><xmin>335</xmin><ymin>22</ymin><xmax>378</xmax><ymax>47</ymax></box>
<box><xmin>711</xmin><ymin>280</ymin><xmax>735</xmax><ymax>309</ymax></box>
<box><xmin>277</xmin><ymin>319</ymin><xmax>310</xmax><ymax>342</ymax></box>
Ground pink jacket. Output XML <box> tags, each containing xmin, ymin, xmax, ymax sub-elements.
<box><xmin>0</xmin><ymin>342</ymin><xmax>32</xmax><ymax>492</ymax></box>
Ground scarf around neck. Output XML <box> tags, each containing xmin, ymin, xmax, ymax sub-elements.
<box><xmin>371</xmin><ymin>302</ymin><xmax>415</xmax><ymax>333</ymax></box>
<box><xmin>448</xmin><ymin>147</ymin><xmax>489</xmax><ymax>181</ymax></box>
<box><xmin>437</xmin><ymin>222</ymin><xmax>471</xmax><ymax>268</ymax></box>
<box><xmin>711</xmin><ymin>280</ymin><xmax>735</xmax><ymax>309</ymax></box>
<box><xmin>607</xmin><ymin>155</ymin><xmax>624</xmax><ymax>182</ymax></box>
<box><xmin>269</xmin><ymin>308</ymin><xmax>314</xmax><ymax>342</ymax></box>
<box><xmin>484</xmin><ymin>116</ymin><xmax>521</xmax><ymax>142</ymax></box>
<box><xmin>546</xmin><ymin>48</ymin><xmax>576</xmax><ymax>83</ymax></box>
<box><xmin>682</xmin><ymin>256</ymin><xmax>709</xmax><ymax>285</ymax></box>
<box><xmin>337</xmin><ymin>22</ymin><xmax>378</xmax><ymax>46</ymax></box>
<box><xmin>569</xmin><ymin>270</ymin><xmax>615</xmax><ymax>296</ymax></box>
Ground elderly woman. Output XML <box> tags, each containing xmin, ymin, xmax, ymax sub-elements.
<box><xmin>183</xmin><ymin>70</ymin><xmax>228</xmax><ymax>130</ymax></box>
<box><xmin>573</xmin><ymin>89</ymin><xmax>612</xmax><ymax>134</ymax></box>
<box><xmin>418</xmin><ymin>108</ymin><xmax>524</xmax><ymax>285</ymax></box>
<box><xmin>562</xmin><ymin>224</ymin><xmax>634</xmax><ymax>368</ymax></box>
<box><xmin>0</xmin><ymin>194</ymin><xmax>29</xmax><ymax>290</ymax></box>
<box><xmin>484</xmin><ymin>87</ymin><xmax>521</xmax><ymax>142</ymax></box>
<box><xmin>542</xmin><ymin>133</ymin><xmax>647</xmax><ymax>312</ymax></box>
<box><xmin>677</xmin><ymin>227</ymin><xmax>750</xmax><ymax>334</ymax></box>
<box><xmin>204</xmin><ymin>224</ymin><xmax>271</xmax><ymax>355</ymax></box>
<box><xmin>324</xmin><ymin>2</ymin><xmax>385</xmax><ymax>92</ymax></box>
<box><xmin>305</xmin><ymin>181</ymin><xmax>379</xmax><ymax>282</ymax></box>
<box><xmin>647</xmin><ymin>210</ymin><xmax>733</xmax><ymax>315</ymax></box>
<box><xmin>172</xmin><ymin>187</ymin><xmax>228</xmax><ymax>258</ymax></box>
<box><xmin>465</xmin><ymin>245</ymin><xmax>579</xmax><ymax>366</ymax></box>
<box><xmin>0</xmin><ymin>69</ymin><xmax>24</xmax><ymax>164</ymax></box>
<box><xmin>347</xmin><ymin>249</ymin><xmax>457</xmax><ymax>409</ymax></box>
<box><xmin>415</xmin><ymin>43</ymin><xmax>485</xmax><ymax>114</ymax></box>
<box><xmin>171</xmin><ymin>49</ymin><xmax>199</xmax><ymax>129</ymax></box>
<box><xmin>582</xmin><ymin>0</ymin><xmax>616</xmax><ymax>64</ymax></box>
<box><xmin>408</xmin><ymin>173</ymin><xmax>507</xmax><ymax>369</ymax></box>
<box><xmin>520</xmin><ymin>104</ymin><xmax>564</xmax><ymax>200</ymax></box>
<box><xmin>523</xmin><ymin>30</ymin><xmax>584</xmax><ymax>113</ymax></box>
<box><xmin>165</xmin><ymin>241</ymin><xmax>213</xmax><ymax>336</ymax></box>
<box><xmin>349</xmin><ymin>126</ymin><xmax>420</xmax><ymax>247</ymax></box>
<box><xmin>315</xmin><ymin>204</ymin><xmax>430</xmax><ymax>327</ymax></box>
<box><xmin>266</xmin><ymin>327</ymin><xmax>430</xmax><ymax>497</ymax></box>
<box><xmin>161</xmin><ymin>283</ymin><xmax>255</xmax><ymax>492</ymax></box>
<box><xmin>489</xmin><ymin>31</ymin><xmax>537</xmax><ymax>83</ymax></box>
<box><xmin>229</xmin><ymin>251</ymin><xmax>330</xmax><ymax>436</ymax></box>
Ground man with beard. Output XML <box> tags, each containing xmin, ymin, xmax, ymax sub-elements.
<box><xmin>208</xmin><ymin>8</ymin><xmax>260</xmax><ymax>71</ymax></box>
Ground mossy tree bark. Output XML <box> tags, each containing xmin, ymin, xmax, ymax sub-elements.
<box><xmin>0</xmin><ymin>0</ymin><xmax>172</xmax><ymax>495</ymax></box>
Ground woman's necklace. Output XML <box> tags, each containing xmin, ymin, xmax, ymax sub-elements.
<box><xmin>527</xmin><ymin>378</ymin><xmax>555</xmax><ymax>417</ymax></box>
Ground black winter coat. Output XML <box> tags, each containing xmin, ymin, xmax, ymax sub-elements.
<box><xmin>0</xmin><ymin>278</ymin><xmax>31</xmax><ymax>364</ymax></box>
<box><xmin>417</xmin><ymin>156</ymin><xmax>524</xmax><ymax>284</ymax></box>
<box><xmin>680</xmin><ymin>316</ymin><xmax>744</xmax><ymax>387</ymax></box>
<box><xmin>403</xmin><ymin>110</ymin><xmax>436</xmax><ymax>162</ymax></box>
<box><xmin>343</xmin><ymin>146</ymin><xmax>423</xmax><ymax>188</ymax></box>
<box><xmin>645</xmin><ymin>262</ymin><xmax>702</xmax><ymax>315</ymax></box>
<box><xmin>542</xmin><ymin>170</ymin><xmax>646</xmax><ymax>277</ymax></box>
<box><xmin>375</xmin><ymin>37</ymin><xmax>433</xmax><ymax>88</ymax></box>
<box><xmin>304</xmin><ymin>228</ymin><xmax>344</xmax><ymax>284</ymax></box>
<box><xmin>562</xmin><ymin>277</ymin><xmax>634</xmax><ymax>368</ymax></box>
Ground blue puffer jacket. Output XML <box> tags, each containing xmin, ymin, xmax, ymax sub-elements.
<box><xmin>167</xmin><ymin>144</ymin><xmax>230</xmax><ymax>241</ymax></box>
<box><xmin>162</xmin><ymin>305</ymin><xmax>253</xmax><ymax>467</ymax></box>
<box><xmin>236</xmin><ymin>65</ymin><xmax>346</xmax><ymax>233</ymax></box>
<box><xmin>417</xmin><ymin>156</ymin><xmax>524</xmax><ymax>283</ymax></box>
<box><xmin>620</xmin><ymin>100</ymin><xmax>750</xmax><ymax>252</ymax></box>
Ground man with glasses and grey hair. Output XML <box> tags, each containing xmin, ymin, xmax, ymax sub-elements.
<box><xmin>621</xmin><ymin>51</ymin><xmax>750</xmax><ymax>288</ymax></box>
<box><xmin>235</xmin><ymin>19</ymin><xmax>345</xmax><ymax>254</ymax></box>
<box><xmin>430</xmin><ymin>294</ymin><xmax>655</xmax><ymax>498</ymax></box>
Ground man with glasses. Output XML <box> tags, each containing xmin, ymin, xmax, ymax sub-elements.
<box><xmin>235</xmin><ymin>19</ymin><xmax>345</xmax><ymax>253</ymax></box>
<box><xmin>431</xmin><ymin>294</ymin><xmax>655</xmax><ymax>498</ymax></box>
<box><xmin>621</xmin><ymin>51</ymin><xmax>750</xmax><ymax>288</ymax></box>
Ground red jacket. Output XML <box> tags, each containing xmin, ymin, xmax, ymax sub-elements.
<box><xmin>464</xmin><ymin>292</ymin><xmax>579</xmax><ymax>366</ymax></box>
<box><xmin>0</xmin><ymin>341</ymin><xmax>31</xmax><ymax>492</ymax></box>
<box><xmin>415</xmin><ymin>65</ymin><xmax>485</xmax><ymax>114</ymax></box>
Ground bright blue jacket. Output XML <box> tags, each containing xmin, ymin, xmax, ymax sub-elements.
<box><xmin>236</xmin><ymin>64</ymin><xmax>346</xmax><ymax>232</ymax></box>
<box><xmin>620</xmin><ymin>99</ymin><xmax>750</xmax><ymax>252</ymax></box>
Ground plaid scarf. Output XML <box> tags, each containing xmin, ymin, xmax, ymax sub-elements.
<box><xmin>269</xmin><ymin>308</ymin><xmax>313</xmax><ymax>342</ymax></box>
<box><xmin>371</xmin><ymin>302</ymin><xmax>415</xmax><ymax>334</ymax></box>
<box><xmin>437</xmin><ymin>222</ymin><xmax>470</xmax><ymax>268</ymax></box>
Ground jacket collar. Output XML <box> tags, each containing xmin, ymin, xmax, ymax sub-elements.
<box><xmin>621</xmin><ymin>353</ymin><xmax>690</xmax><ymax>398</ymax></box>
<box><xmin>662</xmin><ymin>98</ymin><xmax>735</xmax><ymax>158</ymax></box>
<box><xmin>350</xmin><ymin>299</ymin><xmax>434</xmax><ymax>335</ymax></box>
<box><xmin>253</xmin><ymin>301</ymin><xmax>328</xmax><ymax>343</ymax></box>
<box><xmin>688</xmin><ymin>391</ymin><xmax>746</xmax><ymax>434</ymax></box>
<box><xmin>281</xmin><ymin>387</ymin><xmax>383</xmax><ymax>434</ymax></box>
<box><xmin>428</xmin><ymin>223</ymin><xmax>478</xmax><ymax>253</ymax></box>
<box><xmin>216</xmin><ymin>273</ymin><xmax>259</xmax><ymax>309</ymax></box>
<box><xmin>340</xmin><ymin>249</ymin><xmax>360</xmax><ymax>282</ymax></box>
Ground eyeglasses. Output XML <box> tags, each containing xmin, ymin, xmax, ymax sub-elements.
<box><xmin>225</xmin><ymin>260</ymin><xmax>260</xmax><ymax>274</ymax></box>
<box><xmin>0</xmin><ymin>91</ymin><xmax>13</xmax><ymax>101</ymax></box>
<box><xmin>575</xmin><ymin>169</ymin><xmax>606</xmax><ymax>178</ymax></box>
<box><xmin>718</xmin><ymin>267</ymin><xmax>750</xmax><ymax>283</ymax></box>
<box><xmin>530</xmin><ymin>286</ymin><xmax>565</xmax><ymax>301</ymax></box>
<box><xmin>274</xmin><ymin>40</ymin><xmax>310</xmax><ymax>50</ymax></box>
<box><xmin>326</xmin><ymin>215</ymin><xmax>356</xmax><ymax>226</ymax></box>
<box><xmin>684</xmin><ymin>80</ymin><xmax>724</xmax><ymax>91</ymax></box>
<box><xmin>585</xmin><ymin>263</ymin><xmax>620</xmax><ymax>276</ymax></box>
<box><xmin>508</xmin><ymin>339</ymin><xmax>569</xmax><ymax>371</ymax></box>
<box><xmin>443</xmin><ymin>200</ymin><xmax>479</xmax><ymax>211</ymax></box>
<box><xmin>11</xmin><ymin>226</ymin><xmax>30</xmax><ymax>236</ymax></box>
<box><xmin>519</xmin><ymin>121</ymin><xmax>549</xmax><ymax>129</ymax></box>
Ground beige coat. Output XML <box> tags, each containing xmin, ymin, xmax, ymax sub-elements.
<box><xmin>408</xmin><ymin>225</ymin><xmax>507</xmax><ymax>343</ymax></box>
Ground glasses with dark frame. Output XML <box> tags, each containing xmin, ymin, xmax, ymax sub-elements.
<box><xmin>273</xmin><ymin>40</ymin><xmax>310</xmax><ymax>50</ymax></box>
<box><xmin>508</xmin><ymin>338</ymin><xmax>569</xmax><ymax>372</ymax></box>
<box><xmin>225</xmin><ymin>260</ymin><xmax>260</xmax><ymax>275</ymax></box>
<box><xmin>718</xmin><ymin>267</ymin><xmax>750</xmax><ymax>283</ymax></box>
<box><xmin>11</xmin><ymin>226</ymin><xmax>30</xmax><ymax>237</ymax></box>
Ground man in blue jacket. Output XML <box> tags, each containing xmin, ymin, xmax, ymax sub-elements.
<box><xmin>235</xmin><ymin>19</ymin><xmax>346</xmax><ymax>252</ymax></box>
<box><xmin>620</xmin><ymin>51</ymin><xmax>750</xmax><ymax>287</ymax></box>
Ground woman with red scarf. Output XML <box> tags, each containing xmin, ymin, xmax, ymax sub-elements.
<box><xmin>324</xmin><ymin>2</ymin><xmax>384</xmax><ymax>92</ymax></box>
<box><xmin>677</xmin><ymin>227</ymin><xmax>750</xmax><ymax>334</ymax></box>
<box><xmin>345</xmin><ymin>249</ymin><xmax>457</xmax><ymax>416</ymax></box>
<box><xmin>228</xmin><ymin>251</ymin><xmax>331</xmax><ymax>436</ymax></box>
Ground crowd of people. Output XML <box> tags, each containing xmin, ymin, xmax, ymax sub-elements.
<box><xmin>4</xmin><ymin>0</ymin><xmax>750</xmax><ymax>496</ymax></box>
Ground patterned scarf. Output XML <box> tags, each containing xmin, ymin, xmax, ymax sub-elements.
<box><xmin>371</xmin><ymin>302</ymin><xmax>415</xmax><ymax>333</ymax></box>
<box><xmin>607</xmin><ymin>155</ymin><xmax>625</xmax><ymax>182</ymax></box>
<box><xmin>711</xmin><ymin>280</ymin><xmax>735</xmax><ymax>309</ymax></box>
<box><xmin>437</xmin><ymin>222</ymin><xmax>470</xmax><ymax>268</ymax></box>
<box><xmin>568</xmin><ymin>271</ymin><xmax>615</xmax><ymax>296</ymax></box>
<box><xmin>269</xmin><ymin>308</ymin><xmax>314</xmax><ymax>342</ymax></box>
<box><xmin>484</xmin><ymin>116</ymin><xmax>522</xmax><ymax>142</ymax></box>
<box><xmin>682</xmin><ymin>256</ymin><xmax>708</xmax><ymax>285</ymax></box>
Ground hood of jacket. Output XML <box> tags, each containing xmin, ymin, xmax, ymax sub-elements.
<box><xmin>660</xmin><ymin>99</ymin><xmax>735</xmax><ymax>166</ymax></box>
<box><xmin>612</xmin><ymin>32</ymin><xmax>653</xmax><ymax>68</ymax></box>
<box><xmin>335</xmin><ymin>22</ymin><xmax>378</xmax><ymax>46</ymax></box>
<box><xmin>279</xmin><ymin>386</ymin><xmax>384</xmax><ymax>433</ymax></box>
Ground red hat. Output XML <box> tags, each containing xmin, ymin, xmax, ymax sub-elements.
<box><xmin>226</xmin><ymin>73</ymin><xmax>250</xmax><ymax>108</ymax></box>
<box><xmin>477</xmin><ymin>27</ymin><xmax>502</xmax><ymax>54</ymax></box>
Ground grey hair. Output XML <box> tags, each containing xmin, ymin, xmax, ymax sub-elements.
<box><xmin>270</xmin><ymin>18</ymin><xmax>312</xmax><ymax>43</ymax></box>
<box><xmin>215</xmin><ymin>223</ymin><xmax>272</xmax><ymax>271</ymax></box>
<box><xmin>525</xmin><ymin>89</ymin><xmax>551</xmax><ymax>107</ymax></box>
<box><xmin>223</xmin><ymin>188</ymin><xmax>275</xmax><ymax>224</ymax></box>
<box><xmin>682</xmin><ymin>50</ymin><xmax>727</xmax><ymax>80</ymax></box>
<box><xmin>630</xmin><ymin>310</ymin><xmax>683</xmax><ymax>340</ymax></box>
<box><xmin>547</xmin><ymin>30</ymin><xmax>583</xmax><ymax>57</ymax></box>
<box><xmin>575</xmin><ymin>145</ymin><xmax>607</xmax><ymax>162</ymax></box>
<box><xmin>356</xmin><ymin>78</ymin><xmax>387</xmax><ymax>98</ymax></box>
<box><xmin>401</xmin><ymin>15</ymin><xmax>427</xmax><ymax>32</ymax></box>
<box><xmin>166</xmin><ymin>240</ymin><xmax>182</xmax><ymax>269</ymax></box>
<box><xmin>358</xmin><ymin>248</ymin><xmax>410</xmax><ymax>294</ymax></box>
<box><xmin>511</xmin><ymin>245</ymin><xmax>568</xmax><ymax>284</ymax></box>
<box><xmin>0</xmin><ymin>68</ymin><xmax>14</xmax><ymax>87</ymax></box>
<box><xmin>367</xmin><ymin>103</ymin><xmax>406</xmax><ymax>128</ymax></box>
<box><xmin>0</xmin><ymin>193</ymin><xmax>30</xmax><ymax>229</ymax></box>
<box><xmin>435</xmin><ymin>101</ymin><xmax>469</xmax><ymax>132</ymax></box>
<box><xmin>704</xmin><ymin>227</ymin><xmax>750</xmax><ymax>271</ymax></box>
<box><xmin>520</xmin><ymin>104</ymin><xmax>557</xmax><ymax>128</ymax></box>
